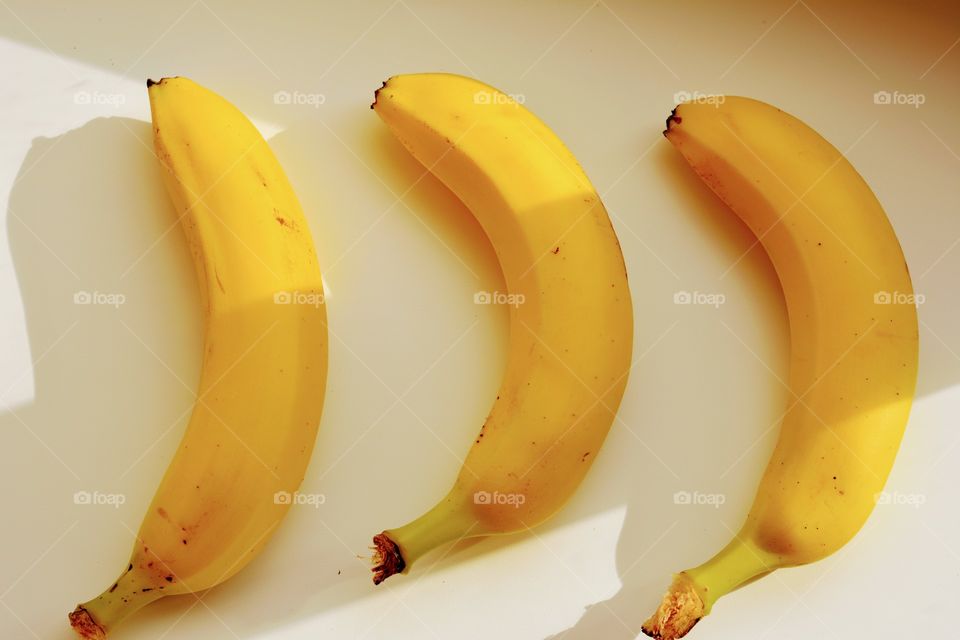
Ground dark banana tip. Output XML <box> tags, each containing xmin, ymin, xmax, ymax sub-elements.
<box><xmin>663</xmin><ymin>107</ymin><xmax>682</xmax><ymax>136</ymax></box>
<box><xmin>371</xmin><ymin>79</ymin><xmax>388</xmax><ymax>110</ymax></box>
<box><xmin>371</xmin><ymin>532</ymin><xmax>405</xmax><ymax>584</ymax></box>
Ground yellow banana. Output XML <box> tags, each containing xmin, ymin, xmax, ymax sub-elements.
<box><xmin>369</xmin><ymin>73</ymin><xmax>633</xmax><ymax>584</ymax></box>
<box><xmin>69</xmin><ymin>77</ymin><xmax>328</xmax><ymax>638</ymax></box>
<box><xmin>643</xmin><ymin>97</ymin><xmax>918</xmax><ymax>639</ymax></box>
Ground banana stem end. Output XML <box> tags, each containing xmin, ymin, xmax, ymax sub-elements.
<box><xmin>641</xmin><ymin>574</ymin><xmax>704</xmax><ymax>640</ymax></box>
<box><xmin>68</xmin><ymin>606</ymin><xmax>107</xmax><ymax>639</ymax></box>
<box><xmin>371</xmin><ymin>532</ymin><xmax>405</xmax><ymax>585</ymax></box>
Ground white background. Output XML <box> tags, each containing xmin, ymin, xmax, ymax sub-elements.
<box><xmin>1</xmin><ymin>1</ymin><xmax>957</xmax><ymax>638</ymax></box>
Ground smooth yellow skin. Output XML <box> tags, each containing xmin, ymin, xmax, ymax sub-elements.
<box><xmin>646</xmin><ymin>97</ymin><xmax>918</xmax><ymax>637</ymax></box>
<box><xmin>372</xmin><ymin>74</ymin><xmax>634</xmax><ymax>573</ymax></box>
<box><xmin>70</xmin><ymin>78</ymin><xmax>327</xmax><ymax>637</ymax></box>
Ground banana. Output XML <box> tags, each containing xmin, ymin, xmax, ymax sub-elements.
<box><xmin>68</xmin><ymin>77</ymin><xmax>328</xmax><ymax>638</ymax></box>
<box><xmin>369</xmin><ymin>73</ymin><xmax>633</xmax><ymax>584</ymax></box>
<box><xmin>643</xmin><ymin>97</ymin><xmax>918</xmax><ymax>639</ymax></box>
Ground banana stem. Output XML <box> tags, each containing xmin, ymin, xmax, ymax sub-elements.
<box><xmin>372</xmin><ymin>496</ymin><xmax>480</xmax><ymax>584</ymax></box>
<box><xmin>69</xmin><ymin>566</ymin><xmax>166</xmax><ymax>638</ymax></box>
<box><xmin>686</xmin><ymin>538</ymin><xmax>776</xmax><ymax>612</ymax></box>
<box><xmin>643</xmin><ymin>539</ymin><xmax>776</xmax><ymax>640</ymax></box>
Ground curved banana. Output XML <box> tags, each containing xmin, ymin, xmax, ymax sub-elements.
<box><xmin>69</xmin><ymin>78</ymin><xmax>328</xmax><ymax>638</ymax></box>
<box><xmin>370</xmin><ymin>73</ymin><xmax>633</xmax><ymax>584</ymax></box>
<box><xmin>643</xmin><ymin>97</ymin><xmax>918</xmax><ymax>639</ymax></box>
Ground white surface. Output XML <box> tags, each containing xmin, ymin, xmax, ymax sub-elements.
<box><xmin>1</xmin><ymin>1</ymin><xmax>958</xmax><ymax>639</ymax></box>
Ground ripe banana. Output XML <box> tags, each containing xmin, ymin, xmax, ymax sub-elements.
<box><xmin>643</xmin><ymin>97</ymin><xmax>918</xmax><ymax>639</ymax></box>
<box><xmin>369</xmin><ymin>73</ymin><xmax>633</xmax><ymax>584</ymax></box>
<box><xmin>68</xmin><ymin>77</ymin><xmax>328</xmax><ymax>638</ymax></box>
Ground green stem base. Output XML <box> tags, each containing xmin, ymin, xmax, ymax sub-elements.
<box><xmin>69</xmin><ymin>564</ymin><xmax>166</xmax><ymax>638</ymax></box>
<box><xmin>643</xmin><ymin>538</ymin><xmax>778</xmax><ymax>639</ymax></box>
<box><xmin>371</xmin><ymin>493</ymin><xmax>481</xmax><ymax>584</ymax></box>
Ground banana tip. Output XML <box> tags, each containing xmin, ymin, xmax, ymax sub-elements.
<box><xmin>641</xmin><ymin>574</ymin><xmax>703</xmax><ymax>640</ymax></box>
<box><xmin>371</xmin><ymin>532</ymin><xmax>405</xmax><ymax>585</ymax></box>
<box><xmin>371</xmin><ymin>79</ymin><xmax>388</xmax><ymax>110</ymax></box>
<box><xmin>146</xmin><ymin>77</ymin><xmax>182</xmax><ymax>89</ymax></box>
<box><xmin>69</xmin><ymin>606</ymin><xmax>106</xmax><ymax>639</ymax></box>
<box><xmin>663</xmin><ymin>107</ymin><xmax>682</xmax><ymax>136</ymax></box>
